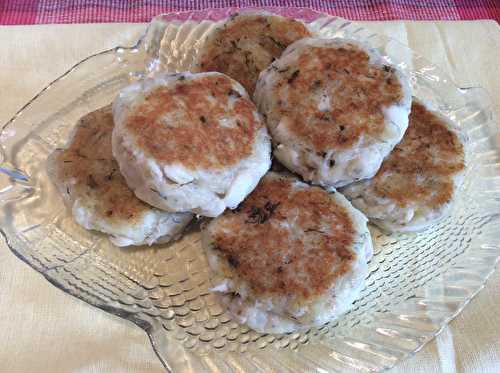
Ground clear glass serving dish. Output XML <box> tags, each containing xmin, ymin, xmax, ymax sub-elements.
<box><xmin>1</xmin><ymin>7</ymin><xmax>499</xmax><ymax>372</ymax></box>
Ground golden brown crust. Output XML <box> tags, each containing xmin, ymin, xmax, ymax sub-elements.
<box><xmin>124</xmin><ymin>74</ymin><xmax>263</xmax><ymax>170</ymax></box>
<box><xmin>272</xmin><ymin>43</ymin><xmax>404</xmax><ymax>152</ymax></box>
<box><xmin>54</xmin><ymin>106</ymin><xmax>151</xmax><ymax>222</ymax></box>
<box><xmin>209</xmin><ymin>174</ymin><xmax>355</xmax><ymax>300</ymax></box>
<box><xmin>197</xmin><ymin>13</ymin><xmax>311</xmax><ymax>94</ymax></box>
<box><xmin>372</xmin><ymin>102</ymin><xmax>465</xmax><ymax>208</ymax></box>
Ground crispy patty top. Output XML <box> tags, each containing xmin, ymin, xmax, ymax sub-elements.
<box><xmin>124</xmin><ymin>74</ymin><xmax>264</xmax><ymax>170</ymax></box>
<box><xmin>208</xmin><ymin>173</ymin><xmax>357</xmax><ymax>300</ymax></box>
<box><xmin>53</xmin><ymin>106</ymin><xmax>152</xmax><ymax>223</ymax></box>
<box><xmin>372</xmin><ymin>101</ymin><xmax>465</xmax><ymax>208</ymax></box>
<box><xmin>268</xmin><ymin>41</ymin><xmax>404</xmax><ymax>152</ymax></box>
<box><xmin>197</xmin><ymin>13</ymin><xmax>311</xmax><ymax>94</ymax></box>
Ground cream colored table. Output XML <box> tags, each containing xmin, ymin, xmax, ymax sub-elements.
<box><xmin>1</xmin><ymin>21</ymin><xmax>499</xmax><ymax>373</ymax></box>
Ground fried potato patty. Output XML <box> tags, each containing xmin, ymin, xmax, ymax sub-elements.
<box><xmin>202</xmin><ymin>172</ymin><xmax>372</xmax><ymax>333</ymax></box>
<box><xmin>112</xmin><ymin>72</ymin><xmax>271</xmax><ymax>217</ymax></box>
<box><xmin>341</xmin><ymin>100</ymin><xmax>467</xmax><ymax>232</ymax></box>
<box><xmin>255</xmin><ymin>37</ymin><xmax>412</xmax><ymax>187</ymax></box>
<box><xmin>195</xmin><ymin>11</ymin><xmax>312</xmax><ymax>95</ymax></box>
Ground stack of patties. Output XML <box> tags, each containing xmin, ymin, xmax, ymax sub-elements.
<box><xmin>50</xmin><ymin>70</ymin><xmax>272</xmax><ymax>246</ymax></box>
<box><xmin>49</xmin><ymin>10</ymin><xmax>468</xmax><ymax>334</ymax></box>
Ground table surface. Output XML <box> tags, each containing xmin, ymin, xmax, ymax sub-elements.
<box><xmin>1</xmin><ymin>20</ymin><xmax>500</xmax><ymax>373</ymax></box>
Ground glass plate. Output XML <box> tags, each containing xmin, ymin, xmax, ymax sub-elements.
<box><xmin>1</xmin><ymin>7</ymin><xmax>499</xmax><ymax>372</ymax></box>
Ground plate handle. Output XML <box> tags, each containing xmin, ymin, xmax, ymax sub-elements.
<box><xmin>0</xmin><ymin>146</ymin><xmax>33</xmax><ymax>204</ymax></box>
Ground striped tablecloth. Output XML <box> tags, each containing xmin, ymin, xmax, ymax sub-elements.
<box><xmin>1</xmin><ymin>0</ymin><xmax>499</xmax><ymax>25</ymax></box>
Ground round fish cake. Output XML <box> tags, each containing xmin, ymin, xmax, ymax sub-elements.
<box><xmin>202</xmin><ymin>172</ymin><xmax>373</xmax><ymax>333</ymax></box>
<box><xmin>194</xmin><ymin>11</ymin><xmax>312</xmax><ymax>95</ymax></box>
<box><xmin>48</xmin><ymin>106</ymin><xmax>193</xmax><ymax>247</ymax></box>
<box><xmin>255</xmin><ymin>37</ymin><xmax>412</xmax><ymax>188</ymax></box>
<box><xmin>112</xmin><ymin>72</ymin><xmax>271</xmax><ymax>217</ymax></box>
<box><xmin>341</xmin><ymin>101</ymin><xmax>467</xmax><ymax>232</ymax></box>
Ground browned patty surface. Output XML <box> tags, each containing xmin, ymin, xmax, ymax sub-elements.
<box><xmin>208</xmin><ymin>173</ymin><xmax>356</xmax><ymax>300</ymax></box>
<box><xmin>270</xmin><ymin>43</ymin><xmax>404</xmax><ymax>152</ymax></box>
<box><xmin>124</xmin><ymin>74</ymin><xmax>263</xmax><ymax>170</ymax></box>
<box><xmin>372</xmin><ymin>101</ymin><xmax>465</xmax><ymax>208</ymax></box>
